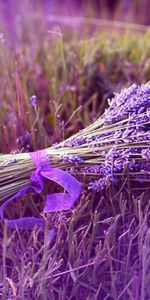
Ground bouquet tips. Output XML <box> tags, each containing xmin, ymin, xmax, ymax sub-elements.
<box><xmin>1</xmin><ymin>82</ymin><xmax>150</xmax><ymax>228</ymax></box>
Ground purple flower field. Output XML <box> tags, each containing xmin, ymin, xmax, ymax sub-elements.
<box><xmin>1</xmin><ymin>1</ymin><xmax>150</xmax><ymax>299</ymax></box>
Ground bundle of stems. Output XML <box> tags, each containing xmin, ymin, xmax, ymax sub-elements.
<box><xmin>1</xmin><ymin>83</ymin><xmax>150</xmax><ymax>201</ymax></box>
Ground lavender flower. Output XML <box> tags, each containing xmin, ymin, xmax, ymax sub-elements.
<box><xmin>68</xmin><ymin>165</ymin><xmax>111</xmax><ymax>176</ymax></box>
<box><xmin>52</xmin><ymin>142</ymin><xmax>62</xmax><ymax>149</ymax></box>
<box><xmin>30</xmin><ymin>95</ymin><xmax>38</xmax><ymax>106</ymax></box>
<box><xmin>0</xmin><ymin>159</ymin><xmax>17</xmax><ymax>169</ymax></box>
<box><xmin>101</xmin><ymin>83</ymin><xmax>150</xmax><ymax>126</ymax></box>
<box><xmin>60</xmin><ymin>154</ymin><xmax>84</xmax><ymax>164</ymax></box>
<box><xmin>50</xmin><ymin>82</ymin><xmax>150</xmax><ymax>192</ymax></box>
<box><xmin>88</xmin><ymin>178</ymin><xmax>107</xmax><ymax>192</ymax></box>
<box><xmin>64</xmin><ymin>136</ymin><xmax>87</xmax><ymax>147</ymax></box>
<box><xmin>142</xmin><ymin>149</ymin><xmax>150</xmax><ymax>160</ymax></box>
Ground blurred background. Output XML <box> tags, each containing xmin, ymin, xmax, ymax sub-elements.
<box><xmin>0</xmin><ymin>0</ymin><xmax>150</xmax><ymax>20</ymax></box>
<box><xmin>0</xmin><ymin>0</ymin><xmax>149</xmax><ymax>49</ymax></box>
<box><xmin>1</xmin><ymin>0</ymin><xmax>150</xmax><ymax>28</ymax></box>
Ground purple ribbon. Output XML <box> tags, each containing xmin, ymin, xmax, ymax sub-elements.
<box><xmin>0</xmin><ymin>150</ymin><xmax>82</xmax><ymax>229</ymax></box>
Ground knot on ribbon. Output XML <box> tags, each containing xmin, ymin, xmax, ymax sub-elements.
<box><xmin>30</xmin><ymin>166</ymin><xmax>43</xmax><ymax>191</ymax></box>
<box><xmin>0</xmin><ymin>150</ymin><xmax>82</xmax><ymax>229</ymax></box>
<box><xmin>30</xmin><ymin>167</ymin><xmax>41</xmax><ymax>181</ymax></box>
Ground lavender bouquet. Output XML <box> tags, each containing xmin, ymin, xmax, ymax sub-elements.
<box><xmin>1</xmin><ymin>83</ymin><xmax>150</xmax><ymax>227</ymax></box>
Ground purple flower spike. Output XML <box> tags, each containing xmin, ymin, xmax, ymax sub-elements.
<box><xmin>142</xmin><ymin>149</ymin><xmax>150</xmax><ymax>160</ymax></box>
<box><xmin>60</xmin><ymin>154</ymin><xmax>84</xmax><ymax>164</ymax></box>
<box><xmin>88</xmin><ymin>177</ymin><xmax>107</xmax><ymax>192</ymax></box>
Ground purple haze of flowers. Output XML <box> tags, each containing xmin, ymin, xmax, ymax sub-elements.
<box><xmin>64</xmin><ymin>83</ymin><xmax>150</xmax><ymax>149</ymax></box>
<box><xmin>101</xmin><ymin>83</ymin><xmax>150</xmax><ymax>126</ymax></box>
<box><xmin>64</xmin><ymin>82</ymin><xmax>150</xmax><ymax>192</ymax></box>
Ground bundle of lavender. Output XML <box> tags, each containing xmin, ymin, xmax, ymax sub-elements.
<box><xmin>1</xmin><ymin>82</ymin><xmax>150</xmax><ymax>226</ymax></box>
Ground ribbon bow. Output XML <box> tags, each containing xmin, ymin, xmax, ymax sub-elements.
<box><xmin>0</xmin><ymin>150</ymin><xmax>82</xmax><ymax>229</ymax></box>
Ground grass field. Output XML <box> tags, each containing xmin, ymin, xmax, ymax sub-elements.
<box><xmin>1</xmin><ymin>2</ymin><xmax>150</xmax><ymax>299</ymax></box>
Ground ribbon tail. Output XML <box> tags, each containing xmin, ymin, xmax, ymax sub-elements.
<box><xmin>44</xmin><ymin>193</ymin><xmax>72</xmax><ymax>212</ymax></box>
<box><xmin>42</xmin><ymin>168</ymin><xmax>82</xmax><ymax>213</ymax></box>
<box><xmin>0</xmin><ymin>186</ymin><xmax>44</xmax><ymax>229</ymax></box>
<box><xmin>4</xmin><ymin>216</ymin><xmax>44</xmax><ymax>230</ymax></box>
